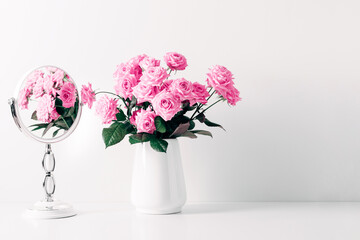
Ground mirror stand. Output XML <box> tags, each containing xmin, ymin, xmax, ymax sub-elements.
<box><xmin>23</xmin><ymin>144</ymin><xmax>76</xmax><ymax>219</ymax></box>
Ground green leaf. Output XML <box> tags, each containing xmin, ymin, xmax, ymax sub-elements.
<box><xmin>155</xmin><ymin>116</ymin><xmax>166</xmax><ymax>133</ymax></box>
<box><xmin>116</xmin><ymin>109</ymin><xmax>127</xmax><ymax>121</ymax></box>
<box><xmin>169</xmin><ymin>122</ymin><xmax>190</xmax><ymax>137</ymax></box>
<box><xmin>129</xmin><ymin>133</ymin><xmax>152</xmax><ymax>144</ymax></box>
<box><xmin>128</xmin><ymin>96</ymin><xmax>137</xmax><ymax>116</ymax></box>
<box><xmin>191</xmin><ymin>130</ymin><xmax>213</xmax><ymax>138</ymax></box>
<box><xmin>55</xmin><ymin>98</ymin><xmax>63</xmax><ymax>107</ymax></box>
<box><xmin>42</xmin><ymin>122</ymin><xmax>54</xmax><ymax>137</ymax></box>
<box><xmin>150</xmin><ymin>138</ymin><xmax>168</xmax><ymax>153</ymax></box>
<box><xmin>179</xmin><ymin>131</ymin><xmax>197</xmax><ymax>139</ymax></box>
<box><xmin>54</xmin><ymin>120</ymin><xmax>68</xmax><ymax>129</ymax></box>
<box><xmin>195</xmin><ymin>113</ymin><xmax>205</xmax><ymax>123</ymax></box>
<box><xmin>52</xmin><ymin>128</ymin><xmax>61</xmax><ymax>137</ymax></box>
<box><xmin>188</xmin><ymin>120</ymin><xmax>195</xmax><ymax>130</ymax></box>
<box><xmin>63</xmin><ymin>117</ymin><xmax>73</xmax><ymax>130</ymax></box>
<box><xmin>56</xmin><ymin>106</ymin><xmax>65</xmax><ymax>116</ymax></box>
<box><xmin>29</xmin><ymin>123</ymin><xmax>48</xmax><ymax>128</ymax></box>
<box><xmin>204</xmin><ymin>118</ymin><xmax>225</xmax><ymax>131</ymax></box>
<box><xmin>102</xmin><ymin>122</ymin><xmax>127</xmax><ymax>148</ymax></box>
<box><xmin>31</xmin><ymin>111</ymin><xmax>38</xmax><ymax>120</ymax></box>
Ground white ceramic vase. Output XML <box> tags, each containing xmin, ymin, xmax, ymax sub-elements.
<box><xmin>131</xmin><ymin>139</ymin><xmax>186</xmax><ymax>214</ymax></box>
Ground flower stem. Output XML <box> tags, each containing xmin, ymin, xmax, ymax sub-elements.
<box><xmin>206</xmin><ymin>88</ymin><xmax>216</xmax><ymax>101</ymax></box>
<box><xmin>199</xmin><ymin>99</ymin><xmax>222</xmax><ymax>115</ymax></box>
<box><xmin>60</xmin><ymin>116</ymin><xmax>70</xmax><ymax>129</ymax></box>
<box><xmin>190</xmin><ymin>88</ymin><xmax>214</xmax><ymax>120</ymax></box>
<box><xmin>95</xmin><ymin>91</ymin><xmax>121</xmax><ymax>98</ymax></box>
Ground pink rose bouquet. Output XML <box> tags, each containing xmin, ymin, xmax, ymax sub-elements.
<box><xmin>82</xmin><ymin>52</ymin><xmax>241</xmax><ymax>152</ymax></box>
<box><xmin>19</xmin><ymin>66</ymin><xmax>80</xmax><ymax>137</ymax></box>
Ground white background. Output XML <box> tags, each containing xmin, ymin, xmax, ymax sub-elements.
<box><xmin>0</xmin><ymin>0</ymin><xmax>360</xmax><ymax>203</ymax></box>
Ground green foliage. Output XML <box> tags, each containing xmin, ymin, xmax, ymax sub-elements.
<box><xmin>155</xmin><ymin>116</ymin><xmax>166</xmax><ymax>133</ymax></box>
<box><xmin>116</xmin><ymin>109</ymin><xmax>127</xmax><ymax>121</ymax></box>
<box><xmin>188</xmin><ymin>120</ymin><xmax>195</xmax><ymax>130</ymax></box>
<box><xmin>129</xmin><ymin>133</ymin><xmax>153</xmax><ymax>144</ymax></box>
<box><xmin>52</xmin><ymin>128</ymin><xmax>61</xmax><ymax>138</ymax></box>
<box><xmin>195</xmin><ymin>113</ymin><xmax>205</xmax><ymax>123</ymax></box>
<box><xmin>169</xmin><ymin>122</ymin><xmax>190</xmax><ymax>138</ymax></box>
<box><xmin>179</xmin><ymin>131</ymin><xmax>197</xmax><ymax>139</ymax></box>
<box><xmin>190</xmin><ymin>130</ymin><xmax>213</xmax><ymax>137</ymax></box>
<box><xmin>31</xmin><ymin>111</ymin><xmax>38</xmax><ymax>120</ymax></box>
<box><xmin>102</xmin><ymin>122</ymin><xmax>128</xmax><ymax>148</ymax></box>
<box><xmin>204</xmin><ymin>118</ymin><xmax>225</xmax><ymax>131</ymax></box>
<box><xmin>129</xmin><ymin>133</ymin><xmax>168</xmax><ymax>152</ymax></box>
<box><xmin>149</xmin><ymin>138</ymin><xmax>168</xmax><ymax>153</ymax></box>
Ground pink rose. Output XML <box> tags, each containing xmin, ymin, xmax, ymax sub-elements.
<box><xmin>169</xmin><ymin>78</ymin><xmax>193</xmax><ymax>102</ymax></box>
<box><xmin>59</xmin><ymin>82</ymin><xmax>77</xmax><ymax>108</ymax></box>
<box><xmin>114</xmin><ymin>73</ymin><xmax>139</xmax><ymax>100</ymax></box>
<box><xmin>50</xmin><ymin>109</ymin><xmax>60</xmax><ymax>121</ymax></box>
<box><xmin>81</xmin><ymin>83</ymin><xmax>96</xmax><ymax>109</ymax></box>
<box><xmin>139</xmin><ymin>56</ymin><xmax>161</xmax><ymax>69</ymax></box>
<box><xmin>52</xmin><ymin>69</ymin><xmax>65</xmax><ymax>88</ymax></box>
<box><xmin>206</xmin><ymin>65</ymin><xmax>234</xmax><ymax>94</ymax></box>
<box><xmin>140</xmin><ymin>66</ymin><xmax>169</xmax><ymax>86</ymax></box>
<box><xmin>164</xmin><ymin>52</ymin><xmax>188</xmax><ymax>71</ymax></box>
<box><xmin>25</xmin><ymin>69</ymin><xmax>43</xmax><ymax>91</ymax></box>
<box><xmin>33</xmin><ymin>77</ymin><xmax>45</xmax><ymax>98</ymax></box>
<box><xmin>132</xmin><ymin>83</ymin><xmax>160</xmax><ymax>104</ymax></box>
<box><xmin>152</xmin><ymin>90</ymin><xmax>182</xmax><ymax>121</ymax></box>
<box><xmin>113</xmin><ymin>62</ymin><xmax>142</xmax><ymax>81</ymax></box>
<box><xmin>222</xmin><ymin>85</ymin><xmax>241</xmax><ymax>106</ymax></box>
<box><xmin>95</xmin><ymin>95</ymin><xmax>119</xmax><ymax>124</ymax></box>
<box><xmin>134</xmin><ymin>108</ymin><xmax>157</xmax><ymax>134</ymax></box>
<box><xmin>36</xmin><ymin>94</ymin><xmax>56</xmax><ymax>123</ymax></box>
<box><xmin>18</xmin><ymin>88</ymin><xmax>32</xmax><ymax>110</ymax></box>
<box><xmin>160</xmin><ymin>79</ymin><xmax>173</xmax><ymax>91</ymax></box>
<box><xmin>191</xmin><ymin>82</ymin><xmax>210</xmax><ymax>105</ymax></box>
<box><xmin>129</xmin><ymin>54</ymin><xmax>148</xmax><ymax>65</ymax></box>
<box><xmin>43</xmin><ymin>74</ymin><xmax>57</xmax><ymax>96</ymax></box>
<box><xmin>130</xmin><ymin>109</ymin><xmax>141</xmax><ymax>126</ymax></box>
<box><xmin>45</xmin><ymin>66</ymin><xmax>58</xmax><ymax>73</ymax></box>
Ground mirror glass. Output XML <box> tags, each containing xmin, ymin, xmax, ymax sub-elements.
<box><xmin>16</xmin><ymin>66</ymin><xmax>81</xmax><ymax>142</ymax></box>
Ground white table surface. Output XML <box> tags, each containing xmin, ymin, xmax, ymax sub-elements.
<box><xmin>1</xmin><ymin>202</ymin><xmax>360</xmax><ymax>240</ymax></box>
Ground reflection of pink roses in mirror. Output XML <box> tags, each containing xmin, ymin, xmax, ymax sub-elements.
<box><xmin>18</xmin><ymin>88</ymin><xmax>31</xmax><ymax>110</ymax></box>
<box><xmin>33</xmin><ymin>77</ymin><xmax>45</xmax><ymax>98</ymax></box>
<box><xmin>59</xmin><ymin>82</ymin><xmax>76</xmax><ymax>108</ymax></box>
<box><xmin>52</xmin><ymin>69</ymin><xmax>65</xmax><ymax>88</ymax></box>
<box><xmin>36</xmin><ymin>94</ymin><xmax>56</xmax><ymax>123</ymax></box>
<box><xmin>95</xmin><ymin>95</ymin><xmax>119</xmax><ymax>124</ymax></box>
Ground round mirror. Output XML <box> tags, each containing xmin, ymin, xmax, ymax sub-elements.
<box><xmin>9</xmin><ymin>66</ymin><xmax>81</xmax><ymax>219</ymax></box>
<box><xmin>12</xmin><ymin>66</ymin><xmax>81</xmax><ymax>143</ymax></box>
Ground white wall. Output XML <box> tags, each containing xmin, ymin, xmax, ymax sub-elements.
<box><xmin>1</xmin><ymin>0</ymin><xmax>360</xmax><ymax>202</ymax></box>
